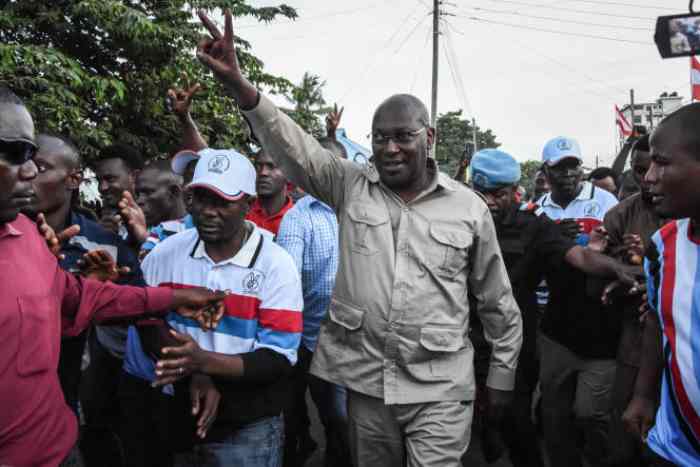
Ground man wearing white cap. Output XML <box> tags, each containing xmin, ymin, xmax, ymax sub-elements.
<box><xmin>536</xmin><ymin>136</ymin><xmax>620</xmax><ymax>467</ymax></box>
<box><xmin>124</xmin><ymin>149</ymin><xmax>303</xmax><ymax>466</ymax></box>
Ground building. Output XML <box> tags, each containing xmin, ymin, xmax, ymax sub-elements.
<box><xmin>618</xmin><ymin>92</ymin><xmax>684</xmax><ymax>136</ymax></box>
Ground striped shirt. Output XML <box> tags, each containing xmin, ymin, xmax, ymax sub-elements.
<box><xmin>143</xmin><ymin>221</ymin><xmax>302</xmax><ymax>364</ymax></box>
<box><xmin>646</xmin><ymin>219</ymin><xmax>700</xmax><ymax>465</ymax></box>
<box><xmin>141</xmin><ymin>214</ymin><xmax>195</xmax><ymax>253</ymax></box>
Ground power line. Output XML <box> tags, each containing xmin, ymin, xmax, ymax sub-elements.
<box><xmin>410</xmin><ymin>26</ymin><xmax>432</xmax><ymax>93</ymax></box>
<box><xmin>462</xmin><ymin>6</ymin><xmax>650</xmax><ymax>31</ymax></box>
<box><xmin>394</xmin><ymin>14</ymin><xmax>431</xmax><ymax>55</ymax></box>
<box><xmin>236</xmin><ymin>3</ymin><xmax>380</xmax><ymax>29</ymax></box>
<box><xmin>565</xmin><ymin>0</ymin><xmax>673</xmax><ymax>10</ymax></box>
<box><xmin>459</xmin><ymin>15</ymin><xmax>649</xmax><ymax>44</ymax></box>
<box><xmin>477</xmin><ymin>0</ymin><xmax>654</xmax><ymax>21</ymax></box>
<box><xmin>442</xmin><ymin>20</ymin><xmax>473</xmax><ymax>116</ymax></box>
<box><xmin>340</xmin><ymin>2</ymin><xmax>430</xmax><ymax>100</ymax></box>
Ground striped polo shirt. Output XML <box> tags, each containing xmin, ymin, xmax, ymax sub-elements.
<box><xmin>646</xmin><ymin>219</ymin><xmax>700</xmax><ymax>465</ymax></box>
<box><xmin>124</xmin><ymin>221</ymin><xmax>302</xmax><ymax>381</ymax></box>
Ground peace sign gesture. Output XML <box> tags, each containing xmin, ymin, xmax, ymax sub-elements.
<box><xmin>167</xmin><ymin>74</ymin><xmax>201</xmax><ymax>120</ymax></box>
<box><xmin>196</xmin><ymin>9</ymin><xmax>258</xmax><ymax>109</ymax></box>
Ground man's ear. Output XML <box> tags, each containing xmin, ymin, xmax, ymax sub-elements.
<box><xmin>426</xmin><ymin>126</ymin><xmax>436</xmax><ymax>150</ymax></box>
<box><xmin>67</xmin><ymin>169</ymin><xmax>83</xmax><ymax>191</ymax></box>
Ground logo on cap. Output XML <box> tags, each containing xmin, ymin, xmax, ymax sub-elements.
<box><xmin>556</xmin><ymin>139</ymin><xmax>572</xmax><ymax>151</ymax></box>
<box><xmin>208</xmin><ymin>155</ymin><xmax>231</xmax><ymax>174</ymax></box>
<box><xmin>472</xmin><ymin>172</ymin><xmax>489</xmax><ymax>188</ymax></box>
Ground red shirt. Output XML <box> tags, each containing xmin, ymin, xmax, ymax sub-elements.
<box><xmin>246</xmin><ymin>196</ymin><xmax>294</xmax><ymax>235</ymax></box>
<box><xmin>0</xmin><ymin>214</ymin><xmax>173</xmax><ymax>466</ymax></box>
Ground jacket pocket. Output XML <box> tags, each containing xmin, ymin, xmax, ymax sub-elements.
<box><xmin>17</xmin><ymin>295</ymin><xmax>55</xmax><ymax>376</ymax></box>
<box><xmin>429</xmin><ymin>223</ymin><xmax>473</xmax><ymax>278</ymax></box>
<box><xmin>404</xmin><ymin>326</ymin><xmax>468</xmax><ymax>381</ymax></box>
<box><xmin>346</xmin><ymin>204</ymin><xmax>389</xmax><ymax>256</ymax></box>
<box><xmin>328</xmin><ymin>297</ymin><xmax>365</xmax><ymax>331</ymax></box>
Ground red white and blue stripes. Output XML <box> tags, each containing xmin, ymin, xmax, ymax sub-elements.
<box><xmin>647</xmin><ymin>219</ymin><xmax>700</xmax><ymax>464</ymax></box>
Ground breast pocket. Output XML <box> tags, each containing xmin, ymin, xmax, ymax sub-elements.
<box><xmin>17</xmin><ymin>295</ymin><xmax>57</xmax><ymax>376</ymax></box>
<box><xmin>346</xmin><ymin>204</ymin><xmax>390</xmax><ymax>256</ymax></box>
<box><xmin>429</xmin><ymin>223</ymin><xmax>473</xmax><ymax>278</ymax></box>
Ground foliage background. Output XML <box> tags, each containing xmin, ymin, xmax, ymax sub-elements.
<box><xmin>0</xmin><ymin>0</ymin><xmax>305</xmax><ymax>162</ymax></box>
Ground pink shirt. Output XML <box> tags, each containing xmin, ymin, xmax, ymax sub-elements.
<box><xmin>0</xmin><ymin>214</ymin><xmax>173</xmax><ymax>466</ymax></box>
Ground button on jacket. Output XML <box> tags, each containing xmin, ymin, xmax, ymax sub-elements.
<box><xmin>244</xmin><ymin>95</ymin><xmax>522</xmax><ymax>404</ymax></box>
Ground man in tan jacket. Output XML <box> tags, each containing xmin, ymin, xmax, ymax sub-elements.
<box><xmin>194</xmin><ymin>10</ymin><xmax>522</xmax><ymax>466</ymax></box>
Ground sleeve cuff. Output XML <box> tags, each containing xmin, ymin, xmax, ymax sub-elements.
<box><xmin>145</xmin><ymin>286</ymin><xmax>174</xmax><ymax>314</ymax></box>
<box><xmin>486</xmin><ymin>366</ymin><xmax>517</xmax><ymax>391</ymax></box>
<box><xmin>241</xmin><ymin>93</ymin><xmax>278</xmax><ymax>131</ymax></box>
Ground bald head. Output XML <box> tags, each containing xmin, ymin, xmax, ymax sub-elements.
<box><xmin>372</xmin><ymin>94</ymin><xmax>429</xmax><ymax>130</ymax></box>
<box><xmin>36</xmin><ymin>134</ymin><xmax>81</xmax><ymax>170</ymax></box>
<box><xmin>136</xmin><ymin>159</ymin><xmax>186</xmax><ymax>226</ymax></box>
<box><xmin>652</xmin><ymin>102</ymin><xmax>700</xmax><ymax>159</ymax></box>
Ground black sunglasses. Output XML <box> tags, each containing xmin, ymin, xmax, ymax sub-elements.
<box><xmin>0</xmin><ymin>140</ymin><xmax>37</xmax><ymax>166</ymax></box>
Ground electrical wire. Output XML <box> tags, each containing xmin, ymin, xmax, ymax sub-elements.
<box><xmin>410</xmin><ymin>25</ymin><xmax>432</xmax><ymax>93</ymax></box>
<box><xmin>236</xmin><ymin>3</ymin><xmax>380</xmax><ymax>29</ymax></box>
<box><xmin>394</xmin><ymin>14</ymin><xmax>431</xmax><ymax>55</ymax></box>
<box><xmin>442</xmin><ymin>20</ymin><xmax>474</xmax><ymax>116</ymax></box>
<box><xmin>477</xmin><ymin>0</ymin><xmax>653</xmax><ymax>21</ymax></box>
<box><xmin>459</xmin><ymin>15</ymin><xmax>649</xmax><ymax>44</ymax></box>
<box><xmin>565</xmin><ymin>0</ymin><xmax>673</xmax><ymax>10</ymax></box>
<box><xmin>340</xmin><ymin>2</ymin><xmax>430</xmax><ymax>100</ymax></box>
<box><xmin>462</xmin><ymin>6</ymin><xmax>650</xmax><ymax>31</ymax></box>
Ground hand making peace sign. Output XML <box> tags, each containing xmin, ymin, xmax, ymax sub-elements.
<box><xmin>196</xmin><ymin>9</ymin><xmax>258</xmax><ymax>109</ymax></box>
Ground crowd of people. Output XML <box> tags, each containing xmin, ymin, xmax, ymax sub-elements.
<box><xmin>3</xmin><ymin>8</ymin><xmax>700</xmax><ymax>467</ymax></box>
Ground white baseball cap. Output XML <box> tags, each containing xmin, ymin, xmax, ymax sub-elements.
<box><xmin>542</xmin><ymin>136</ymin><xmax>583</xmax><ymax>166</ymax></box>
<box><xmin>171</xmin><ymin>149</ymin><xmax>200</xmax><ymax>175</ymax></box>
<box><xmin>187</xmin><ymin>148</ymin><xmax>256</xmax><ymax>200</ymax></box>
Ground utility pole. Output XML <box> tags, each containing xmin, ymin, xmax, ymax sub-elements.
<box><xmin>472</xmin><ymin>117</ymin><xmax>478</xmax><ymax>153</ymax></box>
<box><xmin>629</xmin><ymin>89</ymin><xmax>636</xmax><ymax>133</ymax></box>
<box><xmin>431</xmin><ymin>0</ymin><xmax>440</xmax><ymax>131</ymax></box>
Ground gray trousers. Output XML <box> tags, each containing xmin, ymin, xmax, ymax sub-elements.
<box><xmin>539</xmin><ymin>333</ymin><xmax>617</xmax><ymax>467</ymax></box>
<box><xmin>347</xmin><ymin>390</ymin><xmax>473</xmax><ymax>467</ymax></box>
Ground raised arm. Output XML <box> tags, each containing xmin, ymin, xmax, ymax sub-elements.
<box><xmin>195</xmin><ymin>9</ymin><xmax>351</xmax><ymax>208</ymax></box>
<box><xmin>168</xmin><ymin>79</ymin><xmax>208</xmax><ymax>152</ymax></box>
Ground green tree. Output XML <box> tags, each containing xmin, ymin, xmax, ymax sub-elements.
<box><xmin>281</xmin><ymin>72</ymin><xmax>331</xmax><ymax>138</ymax></box>
<box><xmin>520</xmin><ymin>160</ymin><xmax>543</xmax><ymax>198</ymax></box>
<box><xmin>435</xmin><ymin>110</ymin><xmax>500</xmax><ymax>176</ymax></box>
<box><xmin>0</xmin><ymin>0</ymin><xmax>297</xmax><ymax>161</ymax></box>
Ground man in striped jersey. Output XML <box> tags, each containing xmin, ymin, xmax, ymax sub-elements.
<box><xmin>623</xmin><ymin>103</ymin><xmax>700</xmax><ymax>466</ymax></box>
<box><xmin>138</xmin><ymin>148</ymin><xmax>303</xmax><ymax>466</ymax></box>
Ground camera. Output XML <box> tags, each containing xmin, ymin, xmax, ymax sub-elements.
<box><xmin>655</xmin><ymin>12</ymin><xmax>700</xmax><ymax>58</ymax></box>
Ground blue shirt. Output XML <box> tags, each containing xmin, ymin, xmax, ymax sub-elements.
<box><xmin>276</xmin><ymin>195</ymin><xmax>338</xmax><ymax>352</ymax></box>
<box><xmin>61</xmin><ymin>212</ymin><xmax>144</xmax><ymax>358</ymax></box>
<box><xmin>141</xmin><ymin>214</ymin><xmax>195</xmax><ymax>252</ymax></box>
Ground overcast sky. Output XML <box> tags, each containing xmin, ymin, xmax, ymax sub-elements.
<box><xmin>232</xmin><ymin>0</ymin><xmax>691</xmax><ymax>166</ymax></box>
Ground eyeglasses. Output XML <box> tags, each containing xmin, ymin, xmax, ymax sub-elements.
<box><xmin>372</xmin><ymin>127</ymin><xmax>426</xmax><ymax>146</ymax></box>
<box><xmin>0</xmin><ymin>139</ymin><xmax>37</xmax><ymax>166</ymax></box>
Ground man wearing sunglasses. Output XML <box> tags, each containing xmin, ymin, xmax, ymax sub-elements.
<box><xmin>0</xmin><ymin>86</ymin><xmax>228</xmax><ymax>467</ymax></box>
<box><xmin>195</xmin><ymin>10</ymin><xmax>522</xmax><ymax>467</ymax></box>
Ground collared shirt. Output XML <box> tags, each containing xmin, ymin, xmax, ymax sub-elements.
<box><xmin>141</xmin><ymin>214</ymin><xmax>195</xmax><ymax>253</ymax></box>
<box><xmin>246</xmin><ymin>196</ymin><xmax>294</xmax><ymax>236</ymax></box>
<box><xmin>536</xmin><ymin>181</ymin><xmax>618</xmax><ymax>245</ymax></box>
<box><xmin>134</xmin><ymin>221</ymin><xmax>303</xmax><ymax>427</ymax></box>
<box><xmin>646</xmin><ymin>219</ymin><xmax>700</xmax><ymax>465</ymax></box>
<box><xmin>244</xmin><ymin>95</ymin><xmax>522</xmax><ymax>404</ymax></box>
<box><xmin>277</xmin><ymin>195</ymin><xmax>339</xmax><ymax>352</ymax></box>
<box><xmin>0</xmin><ymin>214</ymin><xmax>172</xmax><ymax>467</ymax></box>
<box><xmin>60</xmin><ymin>211</ymin><xmax>145</xmax><ymax>359</ymax></box>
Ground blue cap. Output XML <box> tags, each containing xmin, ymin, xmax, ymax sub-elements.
<box><xmin>470</xmin><ymin>149</ymin><xmax>521</xmax><ymax>190</ymax></box>
<box><xmin>542</xmin><ymin>136</ymin><xmax>582</xmax><ymax>166</ymax></box>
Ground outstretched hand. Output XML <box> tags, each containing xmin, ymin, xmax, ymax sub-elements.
<box><xmin>37</xmin><ymin>213</ymin><xmax>80</xmax><ymax>260</ymax></box>
<box><xmin>172</xmin><ymin>288</ymin><xmax>227</xmax><ymax>331</ymax></box>
<box><xmin>196</xmin><ymin>9</ymin><xmax>258</xmax><ymax>108</ymax></box>
<box><xmin>78</xmin><ymin>250</ymin><xmax>130</xmax><ymax>282</ymax></box>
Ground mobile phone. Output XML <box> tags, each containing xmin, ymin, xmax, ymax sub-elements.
<box><xmin>165</xmin><ymin>95</ymin><xmax>174</xmax><ymax>113</ymax></box>
<box><xmin>655</xmin><ymin>12</ymin><xmax>700</xmax><ymax>58</ymax></box>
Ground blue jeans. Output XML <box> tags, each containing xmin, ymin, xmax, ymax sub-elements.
<box><xmin>176</xmin><ymin>415</ymin><xmax>284</xmax><ymax>467</ymax></box>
